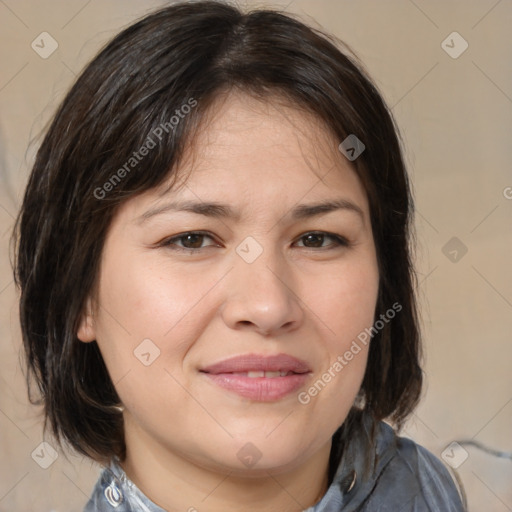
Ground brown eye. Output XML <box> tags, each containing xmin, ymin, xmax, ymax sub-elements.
<box><xmin>161</xmin><ymin>231</ymin><xmax>218</xmax><ymax>251</ymax></box>
<box><xmin>295</xmin><ymin>231</ymin><xmax>349</xmax><ymax>249</ymax></box>
<box><xmin>302</xmin><ymin>233</ymin><xmax>325</xmax><ymax>248</ymax></box>
<box><xmin>179</xmin><ymin>233</ymin><xmax>206</xmax><ymax>249</ymax></box>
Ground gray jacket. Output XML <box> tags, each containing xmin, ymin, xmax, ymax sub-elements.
<box><xmin>83</xmin><ymin>420</ymin><xmax>465</xmax><ymax>511</ymax></box>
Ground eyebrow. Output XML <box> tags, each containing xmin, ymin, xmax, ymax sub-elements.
<box><xmin>135</xmin><ymin>198</ymin><xmax>365</xmax><ymax>225</ymax></box>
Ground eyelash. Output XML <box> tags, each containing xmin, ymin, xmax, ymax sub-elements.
<box><xmin>159</xmin><ymin>230</ymin><xmax>351</xmax><ymax>253</ymax></box>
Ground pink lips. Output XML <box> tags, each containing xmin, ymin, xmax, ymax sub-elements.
<box><xmin>200</xmin><ymin>353</ymin><xmax>311</xmax><ymax>402</ymax></box>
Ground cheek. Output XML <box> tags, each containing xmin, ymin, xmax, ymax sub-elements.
<box><xmin>97</xmin><ymin>250</ymin><xmax>212</xmax><ymax>337</ymax></box>
<box><xmin>308</xmin><ymin>258</ymin><xmax>379</xmax><ymax>344</ymax></box>
<box><xmin>93</xmin><ymin>251</ymin><xmax>225</xmax><ymax>386</ymax></box>
<box><xmin>297</xmin><ymin>265</ymin><xmax>376</xmax><ymax>424</ymax></box>
<box><xmin>301</xmin><ymin>256</ymin><xmax>378</xmax><ymax>400</ymax></box>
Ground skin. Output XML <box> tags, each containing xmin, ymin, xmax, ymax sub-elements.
<box><xmin>78</xmin><ymin>91</ymin><xmax>379</xmax><ymax>512</ymax></box>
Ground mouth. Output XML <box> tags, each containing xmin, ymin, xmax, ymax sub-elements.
<box><xmin>199</xmin><ymin>353</ymin><xmax>311</xmax><ymax>401</ymax></box>
<box><xmin>222</xmin><ymin>370</ymin><xmax>298</xmax><ymax>378</ymax></box>
<box><xmin>200</xmin><ymin>353</ymin><xmax>311</xmax><ymax>374</ymax></box>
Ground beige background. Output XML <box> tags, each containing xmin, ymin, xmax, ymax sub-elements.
<box><xmin>1</xmin><ymin>1</ymin><xmax>511</xmax><ymax>511</ymax></box>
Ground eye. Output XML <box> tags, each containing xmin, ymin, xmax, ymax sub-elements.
<box><xmin>159</xmin><ymin>230</ymin><xmax>350</xmax><ymax>253</ymax></box>
<box><xmin>294</xmin><ymin>231</ymin><xmax>350</xmax><ymax>249</ymax></box>
<box><xmin>160</xmin><ymin>231</ymin><xmax>219</xmax><ymax>252</ymax></box>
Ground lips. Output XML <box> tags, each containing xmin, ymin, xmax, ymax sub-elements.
<box><xmin>230</xmin><ymin>370</ymin><xmax>293</xmax><ymax>378</ymax></box>
<box><xmin>200</xmin><ymin>353</ymin><xmax>311</xmax><ymax>374</ymax></box>
<box><xmin>200</xmin><ymin>353</ymin><xmax>311</xmax><ymax>401</ymax></box>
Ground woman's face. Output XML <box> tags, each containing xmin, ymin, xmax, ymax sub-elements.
<box><xmin>78</xmin><ymin>92</ymin><xmax>379</xmax><ymax>476</ymax></box>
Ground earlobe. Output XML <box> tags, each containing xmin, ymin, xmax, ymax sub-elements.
<box><xmin>77</xmin><ymin>297</ymin><xmax>96</xmax><ymax>343</ymax></box>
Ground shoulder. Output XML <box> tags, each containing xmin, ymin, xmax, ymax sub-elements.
<box><xmin>310</xmin><ymin>416</ymin><xmax>466</xmax><ymax>512</ymax></box>
<box><xmin>366</xmin><ymin>421</ymin><xmax>466</xmax><ymax>511</ymax></box>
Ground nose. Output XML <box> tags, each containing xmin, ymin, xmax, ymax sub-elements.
<box><xmin>220</xmin><ymin>245</ymin><xmax>304</xmax><ymax>337</ymax></box>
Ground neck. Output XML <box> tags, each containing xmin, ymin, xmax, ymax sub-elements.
<box><xmin>120</xmin><ymin>420</ymin><xmax>332</xmax><ymax>512</ymax></box>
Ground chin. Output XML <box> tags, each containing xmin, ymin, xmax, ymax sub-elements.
<box><xmin>222</xmin><ymin>454</ymin><xmax>309</xmax><ymax>478</ymax></box>
<box><xmin>199</xmin><ymin>435</ymin><xmax>320</xmax><ymax>477</ymax></box>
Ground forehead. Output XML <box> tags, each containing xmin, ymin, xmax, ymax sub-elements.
<box><xmin>159</xmin><ymin>91</ymin><xmax>367</xmax><ymax>202</ymax></box>
<box><xmin>113</xmin><ymin>91</ymin><xmax>370</xmax><ymax>226</ymax></box>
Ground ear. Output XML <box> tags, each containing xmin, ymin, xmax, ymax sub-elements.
<box><xmin>77</xmin><ymin>296</ymin><xmax>97</xmax><ymax>343</ymax></box>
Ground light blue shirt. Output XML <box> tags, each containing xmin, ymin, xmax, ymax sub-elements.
<box><xmin>84</xmin><ymin>419</ymin><xmax>465</xmax><ymax>511</ymax></box>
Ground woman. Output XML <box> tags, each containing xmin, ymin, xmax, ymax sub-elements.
<box><xmin>12</xmin><ymin>1</ymin><xmax>465</xmax><ymax>510</ymax></box>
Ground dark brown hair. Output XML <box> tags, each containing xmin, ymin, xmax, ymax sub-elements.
<box><xmin>11</xmin><ymin>0</ymin><xmax>422</xmax><ymax>470</ymax></box>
